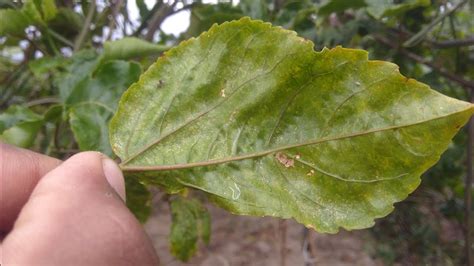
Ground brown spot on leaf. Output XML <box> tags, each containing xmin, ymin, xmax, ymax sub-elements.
<box><xmin>157</xmin><ymin>80</ymin><xmax>164</xmax><ymax>88</ymax></box>
<box><xmin>275</xmin><ymin>152</ymin><xmax>294</xmax><ymax>168</ymax></box>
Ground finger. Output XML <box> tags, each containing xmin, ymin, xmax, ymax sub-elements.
<box><xmin>0</xmin><ymin>142</ymin><xmax>61</xmax><ymax>233</ymax></box>
<box><xmin>2</xmin><ymin>152</ymin><xmax>158</xmax><ymax>265</ymax></box>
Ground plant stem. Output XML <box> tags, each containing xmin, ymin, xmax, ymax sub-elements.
<box><xmin>74</xmin><ymin>0</ymin><xmax>96</xmax><ymax>52</ymax></box>
<box><xmin>48</xmin><ymin>29</ymin><xmax>75</xmax><ymax>47</ymax></box>
<box><xmin>25</xmin><ymin>97</ymin><xmax>60</xmax><ymax>107</ymax></box>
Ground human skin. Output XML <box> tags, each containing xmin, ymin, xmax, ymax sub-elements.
<box><xmin>0</xmin><ymin>142</ymin><xmax>159</xmax><ymax>265</ymax></box>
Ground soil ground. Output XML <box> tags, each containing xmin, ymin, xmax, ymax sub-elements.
<box><xmin>145</xmin><ymin>194</ymin><xmax>382</xmax><ymax>266</ymax></box>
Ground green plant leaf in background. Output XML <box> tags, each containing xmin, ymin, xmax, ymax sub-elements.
<box><xmin>135</xmin><ymin>0</ymin><xmax>150</xmax><ymax>19</ymax></box>
<box><xmin>0</xmin><ymin>9</ymin><xmax>29</xmax><ymax>36</ymax></box>
<box><xmin>101</xmin><ymin>37</ymin><xmax>169</xmax><ymax>62</ymax></box>
<box><xmin>0</xmin><ymin>105</ymin><xmax>43</xmax><ymax>148</ymax></box>
<box><xmin>28</xmin><ymin>56</ymin><xmax>66</xmax><ymax>78</ymax></box>
<box><xmin>22</xmin><ymin>0</ymin><xmax>45</xmax><ymax>26</ymax></box>
<box><xmin>69</xmin><ymin>104</ymin><xmax>114</xmax><ymax>155</ymax></box>
<box><xmin>110</xmin><ymin>18</ymin><xmax>474</xmax><ymax>233</ymax></box>
<box><xmin>239</xmin><ymin>0</ymin><xmax>269</xmax><ymax>21</ymax></box>
<box><xmin>365</xmin><ymin>0</ymin><xmax>430</xmax><ymax>19</ymax></box>
<box><xmin>125</xmin><ymin>177</ymin><xmax>152</xmax><ymax>223</ymax></box>
<box><xmin>64</xmin><ymin>60</ymin><xmax>141</xmax><ymax>108</ymax></box>
<box><xmin>318</xmin><ymin>0</ymin><xmax>366</xmax><ymax>15</ymax></box>
<box><xmin>56</xmin><ymin>50</ymin><xmax>101</xmax><ymax>103</ymax></box>
<box><xmin>51</xmin><ymin>50</ymin><xmax>141</xmax><ymax>156</ymax></box>
<box><xmin>170</xmin><ymin>196</ymin><xmax>211</xmax><ymax>261</ymax></box>
<box><xmin>39</xmin><ymin>0</ymin><xmax>58</xmax><ymax>21</ymax></box>
<box><xmin>185</xmin><ymin>3</ymin><xmax>244</xmax><ymax>38</ymax></box>
<box><xmin>65</xmin><ymin>60</ymin><xmax>141</xmax><ymax>155</ymax></box>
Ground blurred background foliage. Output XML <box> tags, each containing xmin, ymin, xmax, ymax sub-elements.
<box><xmin>1</xmin><ymin>0</ymin><xmax>472</xmax><ymax>264</ymax></box>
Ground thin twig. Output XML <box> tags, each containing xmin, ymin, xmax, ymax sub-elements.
<box><xmin>25</xmin><ymin>97</ymin><xmax>60</xmax><ymax>107</ymax></box>
<box><xmin>144</xmin><ymin>0</ymin><xmax>178</xmax><ymax>41</ymax></box>
<box><xmin>403</xmin><ymin>0</ymin><xmax>467</xmax><ymax>47</ymax></box>
<box><xmin>106</xmin><ymin>0</ymin><xmax>123</xmax><ymax>40</ymax></box>
<box><xmin>375</xmin><ymin>35</ymin><xmax>474</xmax><ymax>92</ymax></box>
<box><xmin>74</xmin><ymin>0</ymin><xmax>96</xmax><ymax>51</ymax></box>
<box><xmin>428</xmin><ymin>37</ymin><xmax>474</xmax><ymax>48</ymax></box>
<box><xmin>48</xmin><ymin>29</ymin><xmax>74</xmax><ymax>47</ymax></box>
<box><xmin>122</xmin><ymin>0</ymin><xmax>130</xmax><ymax>36</ymax></box>
<box><xmin>132</xmin><ymin>1</ymin><xmax>162</xmax><ymax>37</ymax></box>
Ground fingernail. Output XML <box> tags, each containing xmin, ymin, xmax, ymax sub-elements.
<box><xmin>102</xmin><ymin>157</ymin><xmax>126</xmax><ymax>202</ymax></box>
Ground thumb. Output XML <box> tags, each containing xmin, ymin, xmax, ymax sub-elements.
<box><xmin>3</xmin><ymin>152</ymin><xmax>158</xmax><ymax>265</ymax></box>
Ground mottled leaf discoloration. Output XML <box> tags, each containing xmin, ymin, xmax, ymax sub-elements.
<box><xmin>110</xmin><ymin>18</ymin><xmax>474</xmax><ymax>233</ymax></box>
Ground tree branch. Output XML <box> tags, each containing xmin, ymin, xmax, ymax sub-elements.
<box><xmin>428</xmin><ymin>37</ymin><xmax>474</xmax><ymax>48</ymax></box>
<box><xmin>106</xmin><ymin>0</ymin><xmax>124</xmax><ymax>40</ymax></box>
<box><xmin>403</xmin><ymin>0</ymin><xmax>467</xmax><ymax>47</ymax></box>
<box><xmin>144</xmin><ymin>1</ymin><xmax>178</xmax><ymax>41</ymax></box>
<box><xmin>132</xmin><ymin>1</ymin><xmax>163</xmax><ymax>37</ymax></box>
<box><xmin>375</xmin><ymin>35</ymin><xmax>474</xmax><ymax>92</ymax></box>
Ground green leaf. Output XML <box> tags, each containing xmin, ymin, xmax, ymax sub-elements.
<box><xmin>110</xmin><ymin>18</ymin><xmax>474</xmax><ymax>233</ymax></box>
<box><xmin>64</xmin><ymin>60</ymin><xmax>141</xmax><ymax>108</ymax></box>
<box><xmin>0</xmin><ymin>9</ymin><xmax>29</xmax><ymax>36</ymax></box>
<box><xmin>20</xmin><ymin>0</ymin><xmax>57</xmax><ymax>25</ymax></box>
<box><xmin>239</xmin><ymin>0</ymin><xmax>269</xmax><ymax>20</ymax></box>
<box><xmin>0</xmin><ymin>105</ymin><xmax>43</xmax><ymax>148</ymax></box>
<box><xmin>102</xmin><ymin>37</ymin><xmax>169</xmax><ymax>62</ymax></box>
<box><xmin>125</xmin><ymin>177</ymin><xmax>152</xmax><ymax>223</ymax></box>
<box><xmin>365</xmin><ymin>0</ymin><xmax>430</xmax><ymax>19</ymax></box>
<box><xmin>21</xmin><ymin>0</ymin><xmax>44</xmax><ymax>25</ymax></box>
<box><xmin>28</xmin><ymin>56</ymin><xmax>66</xmax><ymax>78</ymax></box>
<box><xmin>48</xmin><ymin>8</ymin><xmax>84</xmax><ymax>38</ymax></box>
<box><xmin>170</xmin><ymin>196</ymin><xmax>211</xmax><ymax>261</ymax></box>
<box><xmin>40</xmin><ymin>0</ymin><xmax>57</xmax><ymax>21</ymax></box>
<box><xmin>55</xmin><ymin>51</ymin><xmax>141</xmax><ymax>155</ymax></box>
<box><xmin>186</xmin><ymin>3</ymin><xmax>243</xmax><ymax>38</ymax></box>
<box><xmin>43</xmin><ymin>104</ymin><xmax>63</xmax><ymax>123</ymax></box>
<box><xmin>56</xmin><ymin>50</ymin><xmax>100</xmax><ymax>103</ymax></box>
<box><xmin>66</xmin><ymin>60</ymin><xmax>141</xmax><ymax>155</ymax></box>
<box><xmin>135</xmin><ymin>0</ymin><xmax>150</xmax><ymax>19</ymax></box>
<box><xmin>318</xmin><ymin>0</ymin><xmax>366</xmax><ymax>16</ymax></box>
<box><xmin>69</xmin><ymin>104</ymin><xmax>114</xmax><ymax>155</ymax></box>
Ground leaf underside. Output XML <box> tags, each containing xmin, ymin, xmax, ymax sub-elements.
<box><xmin>109</xmin><ymin>18</ymin><xmax>474</xmax><ymax>233</ymax></box>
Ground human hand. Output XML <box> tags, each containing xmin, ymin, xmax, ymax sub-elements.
<box><xmin>0</xmin><ymin>142</ymin><xmax>159</xmax><ymax>265</ymax></box>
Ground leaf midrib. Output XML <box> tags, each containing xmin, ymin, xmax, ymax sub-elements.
<box><xmin>119</xmin><ymin>105</ymin><xmax>473</xmax><ymax>172</ymax></box>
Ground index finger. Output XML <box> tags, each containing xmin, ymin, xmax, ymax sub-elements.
<box><xmin>0</xmin><ymin>142</ymin><xmax>61</xmax><ymax>233</ymax></box>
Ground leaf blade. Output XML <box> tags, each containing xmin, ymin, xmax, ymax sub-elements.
<box><xmin>110</xmin><ymin>18</ymin><xmax>474</xmax><ymax>232</ymax></box>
